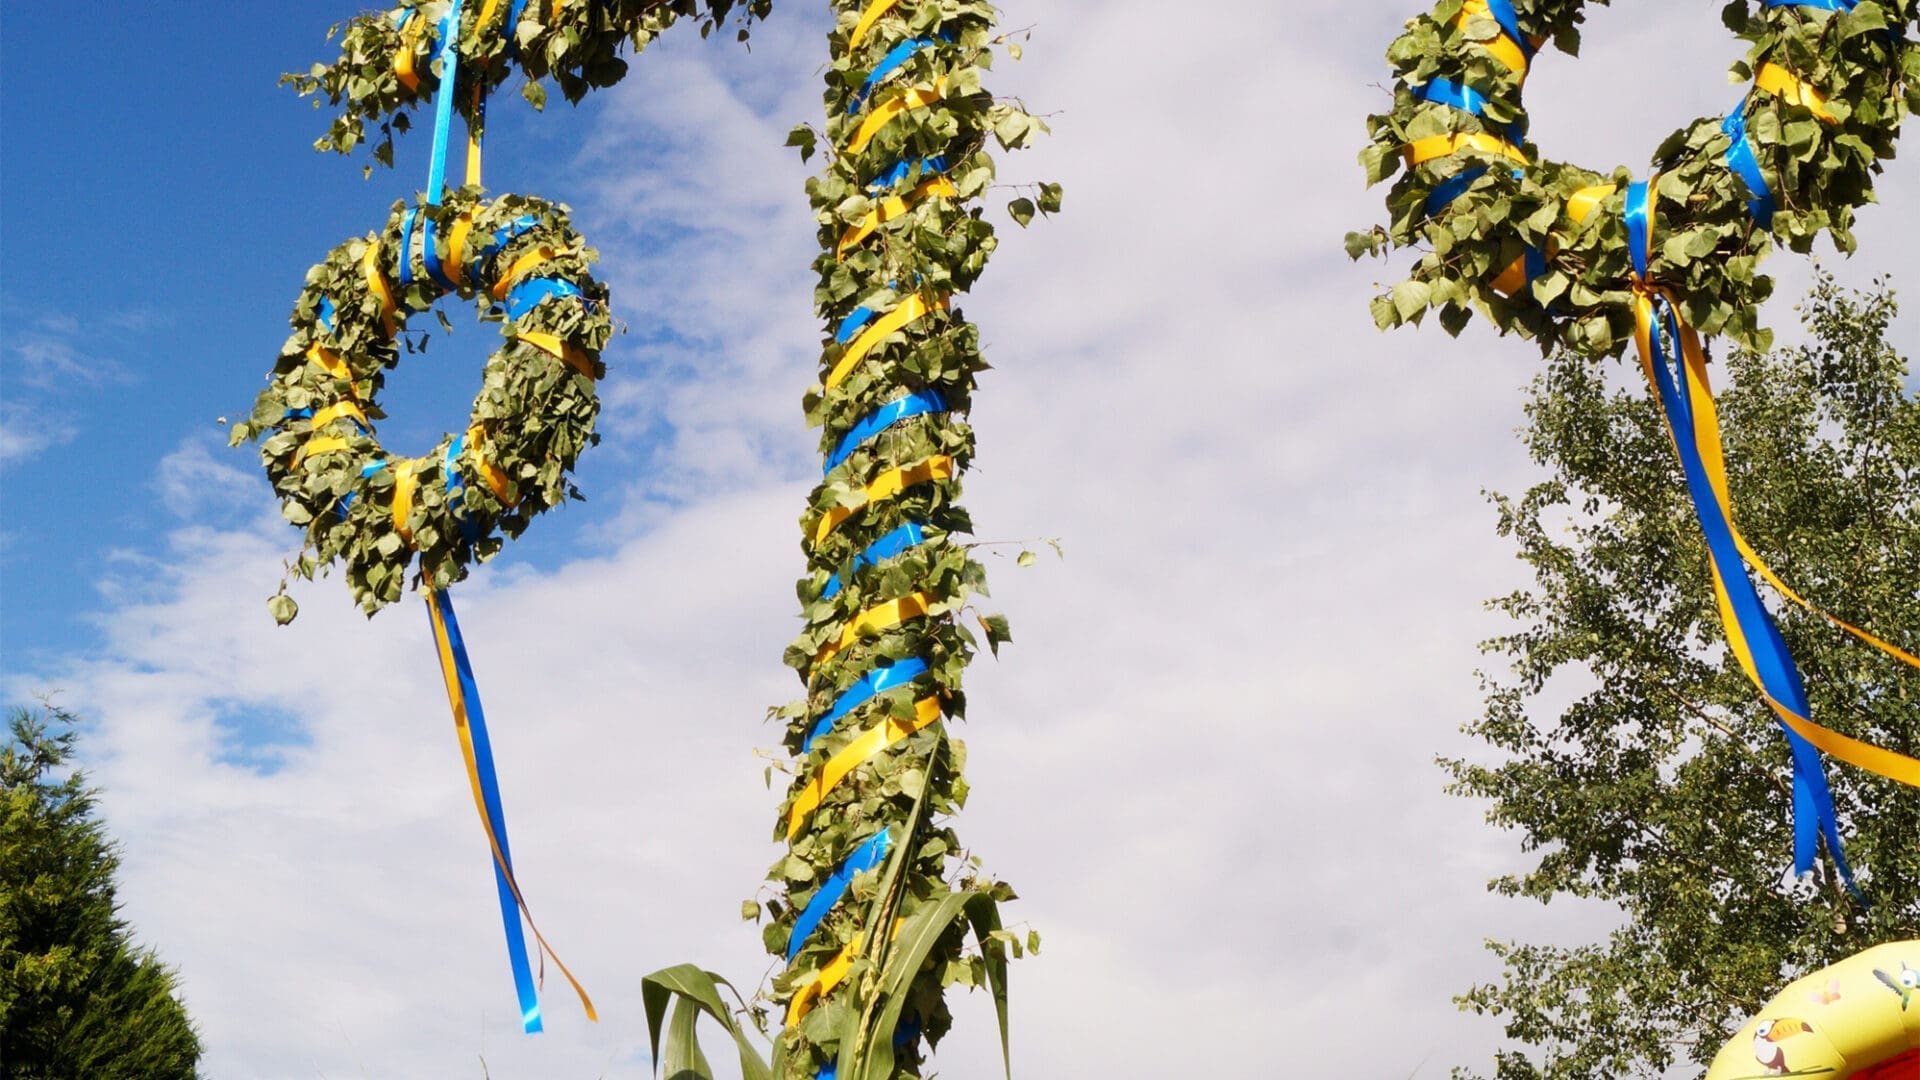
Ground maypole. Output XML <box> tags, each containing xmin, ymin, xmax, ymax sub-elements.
<box><xmin>765</xmin><ymin>1</ymin><xmax>1054</xmax><ymax>1076</ymax></box>
<box><xmin>641</xmin><ymin>3</ymin><xmax>1058</xmax><ymax>1077</ymax></box>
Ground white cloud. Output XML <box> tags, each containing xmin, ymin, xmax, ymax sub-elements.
<box><xmin>0</xmin><ymin>400</ymin><xmax>77</xmax><ymax>466</ymax></box>
<box><xmin>9</xmin><ymin>1</ymin><xmax>1916</xmax><ymax>1077</ymax></box>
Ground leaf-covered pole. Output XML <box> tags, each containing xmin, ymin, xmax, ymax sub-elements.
<box><xmin>764</xmin><ymin>2</ymin><xmax>1054</xmax><ymax>1075</ymax></box>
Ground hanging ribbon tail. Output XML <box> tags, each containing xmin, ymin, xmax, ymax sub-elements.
<box><xmin>1629</xmin><ymin>287</ymin><xmax>1880</xmax><ymax>899</ymax></box>
<box><xmin>425</xmin><ymin>589</ymin><xmax>599</xmax><ymax>1031</ymax></box>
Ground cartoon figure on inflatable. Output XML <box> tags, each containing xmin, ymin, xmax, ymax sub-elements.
<box><xmin>1707</xmin><ymin>941</ymin><xmax>1920</xmax><ymax>1079</ymax></box>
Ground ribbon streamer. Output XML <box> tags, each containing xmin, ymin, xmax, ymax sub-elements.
<box><xmin>425</xmin><ymin>590</ymin><xmax>598</xmax><ymax>1032</ymax></box>
<box><xmin>1624</xmin><ymin>181</ymin><xmax>1920</xmax><ymax>891</ymax></box>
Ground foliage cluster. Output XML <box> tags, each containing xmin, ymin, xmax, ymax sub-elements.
<box><xmin>1350</xmin><ymin>0</ymin><xmax>1918</xmax><ymax>356</ymax></box>
<box><xmin>1446</xmin><ymin>275</ymin><xmax>1920</xmax><ymax>1077</ymax></box>
<box><xmin>231</xmin><ymin>190</ymin><xmax>611</xmax><ymax>619</ymax></box>
<box><xmin>1</xmin><ymin>704</ymin><xmax>201</xmax><ymax>1079</ymax></box>
<box><xmin>287</xmin><ymin>0</ymin><xmax>774</xmax><ymax>171</ymax></box>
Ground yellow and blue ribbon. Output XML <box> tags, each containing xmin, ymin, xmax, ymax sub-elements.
<box><xmin>803</xmin><ymin>656</ymin><xmax>931</xmax><ymax>751</ymax></box>
<box><xmin>426</xmin><ymin>589</ymin><xmax>598</xmax><ymax>1032</ymax></box>
<box><xmin>1624</xmin><ymin>180</ymin><xmax>1920</xmax><ymax>891</ymax></box>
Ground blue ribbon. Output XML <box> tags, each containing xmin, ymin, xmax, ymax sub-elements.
<box><xmin>1721</xmin><ymin>104</ymin><xmax>1774</xmax><ymax>230</ymax></box>
<box><xmin>424</xmin><ymin>0</ymin><xmax>466</xmax><ymax>205</ymax></box>
<box><xmin>835</xmin><ymin>306</ymin><xmax>878</xmax><ymax>344</ymax></box>
<box><xmin>423</xmin><ymin>213</ymin><xmax>461</xmax><ymax>292</ymax></box>
<box><xmin>1522</xmin><ymin>243</ymin><xmax>1546</xmax><ymax>285</ymax></box>
<box><xmin>427</xmin><ymin>590</ymin><xmax>545</xmax><ymax>1031</ymax></box>
<box><xmin>1414</xmin><ymin>78</ymin><xmax>1527</xmax><ymax>141</ymax></box>
<box><xmin>504</xmin><ymin>0</ymin><xmax>532</xmax><ymax>56</ymax></box>
<box><xmin>503</xmin><ymin>277</ymin><xmax>584</xmax><ymax>321</ymax></box>
<box><xmin>318</xmin><ymin>296</ymin><xmax>338</xmax><ymax>333</ymax></box>
<box><xmin>1763</xmin><ymin>0</ymin><xmax>1855</xmax><ymax>8</ymax></box>
<box><xmin>1626</xmin><ymin>180</ymin><xmax>1857</xmax><ymax>894</ymax></box>
<box><xmin>1423</xmin><ymin>166</ymin><xmax>1488</xmax><ymax>219</ymax></box>
<box><xmin>803</xmin><ymin>656</ymin><xmax>930</xmax><ymax>752</ymax></box>
<box><xmin>786</xmin><ymin>830</ymin><xmax>893</xmax><ymax>961</ymax></box>
<box><xmin>869</xmin><ymin>155</ymin><xmax>949</xmax><ymax>192</ymax></box>
<box><xmin>283</xmin><ymin>407</ymin><xmax>372</xmax><ymax>436</ymax></box>
<box><xmin>399</xmin><ymin>208</ymin><xmax>423</xmax><ymax>287</ymax></box>
<box><xmin>336</xmin><ymin>458</ymin><xmax>393</xmax><ymax>518</ymax></box>
<box><xmin>847</xmin><ymin>35</ymin><xmax>948</xmax><ymax>115</ymax></box>
<box><xmin>472</xmin><ymin>214</ymin><xmax>541</xmax><ymax>278</ymax></box>
<box><xmin>819</xmin><ymin>521</ymin><xmax>930</xmax><ymax>601</ymax></box>
<box><xmin>1625</xmin><ymin>180</ymin><xmax>1654</xmax><ymax>280</ymax></box>
<box><xmin>445</xmin><ymin>434</ymin><xmax>480</xmax><ymax>543</ymax></box>
<box><xmin>824</xmin><ymin>391</ymin><xmax>947</xmax><ymax>474</ymax></box>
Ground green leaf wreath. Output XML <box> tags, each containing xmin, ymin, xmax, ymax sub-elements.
<box><xmin>1350</xmin><ymin>0</ymin><xmax>1918</xmax><ymax>356</ymax></box>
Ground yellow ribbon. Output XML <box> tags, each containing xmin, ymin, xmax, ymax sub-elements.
<box><xmin>464</xmin><ymin>423</ymin><xmax>517</xmax><ymax>504</ymax></box>
<box><xmin>296</xmin><ymin>436</ymin><xmax>353</xmax><ymax>464</ymax></box>
<box><xmin>814</xmin><ymin>457</ymin><xmax>955</xmax><ymax>544</ymax></box>
<box><xmin>492</xmin><ymin>246</ymin><xmax>558</xmax><ymax>300</ymax></box>
<box><xmin>1565</xmin><ymin>183</ymin><xmax>1614</xmax><ymax>226</ymax></box>
<box><xmin>396</xmin><ymin>12</ymin><xmax>424</xmax><ymax>92</ymax></box>
<box><xmin>1628</xmin><ymin>285</ymin><xmax>1920</xmax><ymax>789</ymax></box>
<box><xmin>1453</xmin><ymin>0</ymin><xmax>1532</xmax><ymax>76</ymax></box>
<box><xmin>826</xmin><ymin>293</ymin><xmax>945</xmax><ymax>389</ymax></box>
<box><xmin>466</xmin><ymin>85</ymin><xmax>485</xmax><ymax>188</ymax></box>
<box><xmin>516</xmin><ymin>331</ymin><xmax>596</xmax><ymax>379</ymax></box>
<box><xmin>447</xmin><ymin>212</ymin><xmax>474</xmax><ymax>288</ymax></box>
<box><xmin>307</xmin><ymin>342</ymin><xmax>354</xmax><ymax>384</ymax></box>
<box><xmin>309</xmin><ymin>400</ymin><xmax>369</xmax><ymax>432</ymax></box>
<box><xmin>813</xmin><ymin>592</ymin><xmax>935</xmax><ymax>670</ymax></box>
<box><xmin>1755</xmin><ymin>62</ymin><xmax>1838</xmax><ymax>124</ymax></box>
<box><xmin>425</xmin><ymin>592</ymin><xmax>599</xmax><ymax>1023</ymax></box>
<box><xmin>1404</xmin><ymin>131</ymin><xmax>1528</xmax><ymax>169</ymax></box>
<box><xmin>1488</xmin><ymin>185</ymin><xmax>1614</xmax><ymax>297</ymax></box>
<box><xmin>785</xmin><ymin>917</ymin><xmax>904</xmax><ymax>1027</ymax></box>
<box><xmin>786</xmin><ymin>697</ymin><xmax>942</xmax><ymax>839</ymax></box>
<box><xmin>291</xmin><ymin>402</ymin><xmax>371</xmax><ymax>465</ymax></box>
<box><xmin>847</xmin><ymin>79</ymin><xmax>948</xmax><ymax>156</ymax></box>
<box><xmin>1489</xmin><ymin>253</ymin><xmax>1534</xmax><ymax>297</ymax></box>
<box><xmin>364</xmin><ymin>242</ymin><xmax>398</xmax><ymax>337</ymax></box>
<box><xmin>837</xmin><ymin>177</ymin><xmax>959</xmax><ymax>259</ymax></box>
<box><xmin>848</xmin><ymin>0</ymin><xmax>901</xmax><ymax>51</ymax></box>
<box><xmin>391</xmin><ymin>459</ymin><xmax>419</xmax><ymax>545</ymax></box>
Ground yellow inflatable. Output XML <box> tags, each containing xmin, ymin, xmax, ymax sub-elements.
<box><xmin>1706</xmin><ymin>941</ymin><xmax>1920</xmax><ymax>1079</ymax></box>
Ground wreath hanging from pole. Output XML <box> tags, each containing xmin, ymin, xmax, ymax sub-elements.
<box><xmin>233</xmin><ymin>191</ymin><xmax>609</xmax><ymax>617</ymax></box>
<box><xmin>1352</xmin><ymin>0</ymin><xmax>1920</xmax><ymax>891</ymax></box>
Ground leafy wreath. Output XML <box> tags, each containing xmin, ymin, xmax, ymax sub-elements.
<box><xmin>1351</xmin><ymin>0</ymin><xmax>1916</xmax><ymax>356</ymax></box>
<box><xmin>231</xmin><ymin>189</ymin><xmax>609</xmax><ymax>619</ymax></box>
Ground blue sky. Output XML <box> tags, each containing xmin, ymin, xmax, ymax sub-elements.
<box><xmin>2</xmin><ymin>2</ymin><xmax>1916</xmax><ymax>1077</ymax></box>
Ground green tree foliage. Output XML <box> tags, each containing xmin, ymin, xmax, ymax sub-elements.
<box><xmin>1445</xmin><ymin>274</ymin><xmax>1920</xmax><ymax>1078</ymax></box>
<box><xmin>1</xmin><ymin>703</ymin><xmax>201</xmax><ymax>1079</ymax></box>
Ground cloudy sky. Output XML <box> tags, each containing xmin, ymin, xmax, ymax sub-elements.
<box><xmin>2</xmin><ymin>2</ymin><xmax>1915</xmax><ymax>1076</ymax></box>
